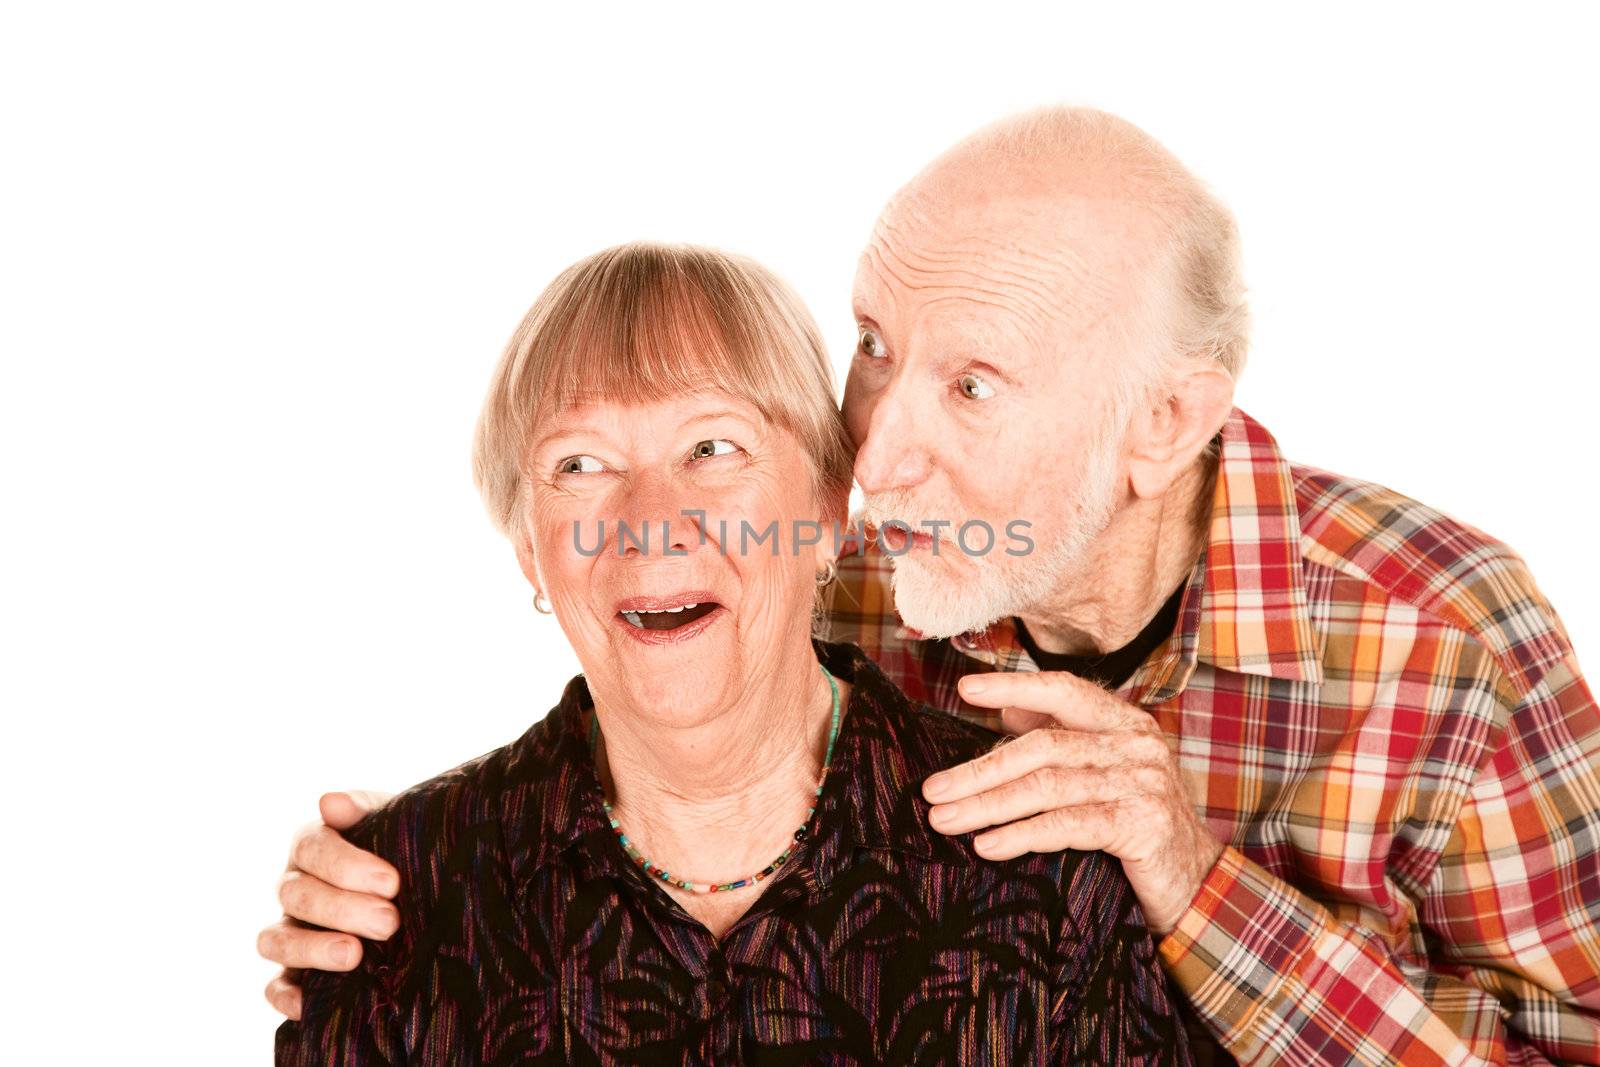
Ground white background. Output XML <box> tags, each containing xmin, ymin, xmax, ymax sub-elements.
<box><xmin>4</xmin><ymin>3</ymin><xmax>1597</xmax><ymax>1061</ymax></box>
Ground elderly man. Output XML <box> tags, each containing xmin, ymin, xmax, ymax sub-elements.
<box><xmin>259</xmin><ymin>109</ymin><xmax>1600</xmax><ymax>1064</ymax></box>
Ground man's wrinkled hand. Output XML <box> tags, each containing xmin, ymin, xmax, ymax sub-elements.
<box><xmin>922</xmin><ymin>672</ymin><xmax>1225</xmax><ymax>935</ymax></box>
<box><xmin>257</xmin><ymin>790</ymin><xmax>399</xmax><ymax>1020</ymax></box>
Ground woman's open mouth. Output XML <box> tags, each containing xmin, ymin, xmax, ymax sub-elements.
<box><xmin>612</xmin><ymin>591</ymin><xmax>725</xmax><ymax>645</ymax></box>
<box><xmin>620</xmin><ymin>601</ymin><xmax>719</xmax><ymax>630</ymax></box>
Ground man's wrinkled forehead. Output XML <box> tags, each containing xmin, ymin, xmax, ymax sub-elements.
<box><xmin>853</xmin><ymin>198</ymin><xmax>1132</xmax><ymax>347</ymax></box>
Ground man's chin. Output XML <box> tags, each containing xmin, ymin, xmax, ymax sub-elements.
<box><xmin>889</xmin><ymin>563</ymin><xmax>1011</xmax><ymax>639</ymax></box>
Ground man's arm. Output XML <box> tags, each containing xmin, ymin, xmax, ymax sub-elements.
<box><xmin>1160</xmin><ymin>655</ymin><xmax>1600</xmax><ymax>1065</ymax></box>
<box><xmin>258</xmin><ymin>791</ymin><xmax>400</xmax><ymax>1020</ymax></box>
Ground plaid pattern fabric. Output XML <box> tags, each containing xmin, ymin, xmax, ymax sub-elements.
<box><xmin>824</xmin><ymin>408</ymin><xmax>1600</xmax><ymax>1065</ymax></box>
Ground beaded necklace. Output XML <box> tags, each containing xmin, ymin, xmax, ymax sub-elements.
<box><xmin>587</xmin><ymin>662</ymin><xmax>841</xmax><ymax>894</ymax></box>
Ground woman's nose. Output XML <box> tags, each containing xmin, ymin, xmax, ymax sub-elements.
<box><xmin>615</xmin><ymin>474</ymin><xmax>702</xmax><ymax>559</ymax></box>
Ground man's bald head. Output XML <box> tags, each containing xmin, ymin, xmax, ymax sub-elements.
<box><xmin>874</xmin><ymin>106</ymin><xmax>1249</xmax><ymax>408</ymax></box>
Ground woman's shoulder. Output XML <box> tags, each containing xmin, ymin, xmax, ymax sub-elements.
<box><xmin>341</xmin><ymin>674</ymin><xmax>594</xmax><ymax>906</ymax></box>
<box><xmin>819</xmin><ymin>639</ymin><xmax>1128</xmax><ymax>880</ymax></box>
<box><xmin>817</xmin><ymin>637</ymin><xmax>1008</xmax><ymax>770</ymax></box>
<box><xmin>832</xmin><ymin>639</ymin><xmax>1158</xmax><ymax>940</ymax></box>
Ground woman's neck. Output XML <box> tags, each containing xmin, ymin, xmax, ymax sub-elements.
<box><xmin>588</xmin><ymin>639</ymin><xmax>844</xmax><ymax>925</ymax></box>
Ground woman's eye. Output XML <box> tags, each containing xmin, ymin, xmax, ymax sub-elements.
<box><xmin>958</xmin><ymin>373</ymin><xmax>995</xmax><ymax>400</ymax></box>
<box><xmin>858</xmin><ymin>326</ymin><xmax>886</xmax><ymax>359</ymax></box>
<box><xmin>557</xmin><ymin>455</ymin><xmax>605</xmax><ymax>474</ymax></box>
<box><xmin>690</xmin><ymin>439</ymin><xmax>740</xmax><ymax>461</ymax></box>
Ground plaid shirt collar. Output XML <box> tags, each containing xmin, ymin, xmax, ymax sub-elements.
<box><xmin>889</xmin><ymin>408</ymin><xmax>1326</xmax><ymax>702</ymax></box>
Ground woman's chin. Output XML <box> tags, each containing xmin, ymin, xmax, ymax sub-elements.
<box><xmin>607</xmin><ymin>674</ymin><xmax>732</xmax><ymax>729</ymax></box>
<box><xmin>584</xmin><ymin>611</ymin><xmax>740</xmax><ymax>716</ymax></box>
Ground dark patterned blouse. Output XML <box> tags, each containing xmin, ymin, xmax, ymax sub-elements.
<box><xmin>276</xmin><ymin>640</ymin><xmax>1192</xmax><ymax>1065</ymax></box>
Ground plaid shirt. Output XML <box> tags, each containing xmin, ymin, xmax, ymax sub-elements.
<box><xmin>824</xmin><ymin>408</ymin><xmax>1600</xmax><ymax>1066</ymax></box>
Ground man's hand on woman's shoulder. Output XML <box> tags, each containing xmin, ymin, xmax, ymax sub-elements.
<box><xmin>924</xmin><ymin>671</ymin><xmax>1226</xmax><ymax>936</ymax></box>
<box><xmin>257</xmin><ymin>790</ymin><xmax>400</xmax><ymax>1020</ymax></box>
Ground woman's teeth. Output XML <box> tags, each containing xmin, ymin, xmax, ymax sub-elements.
<box><xmin>620</xmin><ymin>603</ymin><xmax>717</xmax><ymax>631</ymax></box>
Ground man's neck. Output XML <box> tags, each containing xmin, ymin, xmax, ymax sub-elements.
<box><xmin>1018</xmin><ymin>453</ymin><xmax>1216</xmax><ymax>656</ymax></box>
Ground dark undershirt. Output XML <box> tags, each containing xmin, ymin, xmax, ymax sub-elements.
<box><xmin>1012</xmin><ymin>581</ymin><xmax>1187</xmax><ymax>688</ymax></box>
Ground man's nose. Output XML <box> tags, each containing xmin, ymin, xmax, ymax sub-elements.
<box><xmin>852</xmin><ymin>380</ymin><xmax>933</xmax><ymax>495</ymax></box>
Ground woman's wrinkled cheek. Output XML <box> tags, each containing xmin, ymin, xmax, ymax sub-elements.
<box><xmin>726</xmin><ymin>473</ymin><xmax>827</xmax><ymax>645</ymax></box>
<box><xmin>527</xmin><ymin>496</ymin><xmax>613</xmax><ymax>647</ymax></box>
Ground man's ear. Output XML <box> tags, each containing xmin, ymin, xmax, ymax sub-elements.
<box><xmin>1126</xmin><ymin>362</ymin><xmax>1235</xmax><ymax>501</ymax></box>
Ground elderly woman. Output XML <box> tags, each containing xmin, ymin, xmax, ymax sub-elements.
<box><xmin>274</xmin><ymin>242</ymin><xmax>1190</xmax><ymax>1065</ymax></box>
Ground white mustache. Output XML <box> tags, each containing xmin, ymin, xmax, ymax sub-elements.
<box><xmin>859</xmin><ymin>491</ymin><xmax>967</xmax><ymax>531</ymax></box>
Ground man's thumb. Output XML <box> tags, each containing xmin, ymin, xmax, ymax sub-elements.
<box><xmin>318</xmin><ymin>790</ymin><xmax>393</xmax><ymax>829</ymax></box>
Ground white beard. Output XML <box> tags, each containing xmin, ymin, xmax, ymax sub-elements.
<box><xmin>863</xmin><ymin>424</ymin><xmax>1124</xmax><ymax>639</ymax></box>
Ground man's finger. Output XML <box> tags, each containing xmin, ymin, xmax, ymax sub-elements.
<box><xmin>928</xmin><ymin>764</ymin><xmax>1161</xmax><ymax>835</ymax></box>
<box><xmin>971</xmin><ymin>800</ymin><xmax>1128</xmax><ymax>861</ymax></box>
<box><xmin>998</xmin><ymin>702</ymin><xmax>1155</xmax><ymax>736</ymax></box>
<box><xmin>277</xmin><ymin>869</ymin><xmax>400</xmax><ymax>939</ymax></box>
<box><xmin>318</xmin><ymin>790</ymin><xmax>393</xmax><ymax>830</ymax></box>
<box><xmin>923</xmin><ymin>727</ymin><xmax>1169</xmax><ymax>803</ymax></box>
<box><xmin>257</xmin><ymin>918</ymin><xmax>365</xmax><ymax>971</ymax></box>
<box><xmin>264</xmin><ymin>970</ymin><xmax>304</xmax><ymax>1021</ymax></box>
<box><xmin>289</xmin><ymin>823</ymin><xmax>400</xmax><ymax>897</ymax></box>
<box><xmin>923</xmin><ymin>728</ymin><xmax>1099</xmax><ymax>803</ymax></box>
<box><xmin>999</xmin><ymin>706</ymin><xmax>1057</xmax><ymax>735</ymax></box>
<box><xmin>958</xmin><ymin>671</ymin><xmax>1151</xmax><ymax>732</ymax></box>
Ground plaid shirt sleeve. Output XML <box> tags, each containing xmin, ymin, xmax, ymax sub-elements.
<box><xmin>1159</xmin><ymin>651</ymin><xmax>1600</xmax><ymax>1065</ymax></box>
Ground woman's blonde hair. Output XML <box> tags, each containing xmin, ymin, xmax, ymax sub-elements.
<box><xmin>472</xmin><ymin>242</ymin><xmax>855</xmax><ymax>544</ymax></box>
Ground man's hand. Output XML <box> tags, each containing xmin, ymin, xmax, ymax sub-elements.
<box><xmin>257</xmin><ymin>791</ymin><xmax>400</xmax><ymax>1020</ymax></box>
<box><xmin>922</xmin><ymin>672</ymin><xmax>1225</xmax><ymax>935</ymax></box>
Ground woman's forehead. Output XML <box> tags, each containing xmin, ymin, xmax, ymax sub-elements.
<box><xmin>536</xmin><ymin>388</ymin><xmax>768</xmax><ymax>441</ymax></box>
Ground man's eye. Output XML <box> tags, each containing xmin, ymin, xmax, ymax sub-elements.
<box><xmin>958</xmin><ymin>373</ymin><xmax>995</xmax><ymax>400</ymax></box>
<box><xmin>557</xmin><ymin>455</ymin><xmax>605</xmax><ymax>474</ymax></box>
<box><xmin>690</xmin><ymin>439</ymin><xmax>740</xmax><ymax>461</ymax></box>
<box><xmin>858</xmin><ymin>326</ymin><xmax>886</xmax><ymax>359</ymax></box>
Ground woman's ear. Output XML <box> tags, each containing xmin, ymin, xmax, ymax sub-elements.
<box><xmin>814</xmin><ymin>540</ymin><xmax>840</xmax><ymax>581</ymax></box>
<box><xmin>513</xmin><ymin>529</ymin><xmax>543</xmax><ymax>590</ymax></box>
<box><xmin>812</xmin><ymin>491</ymin><xmax>851</xmax><ymax>575</ymax></box>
